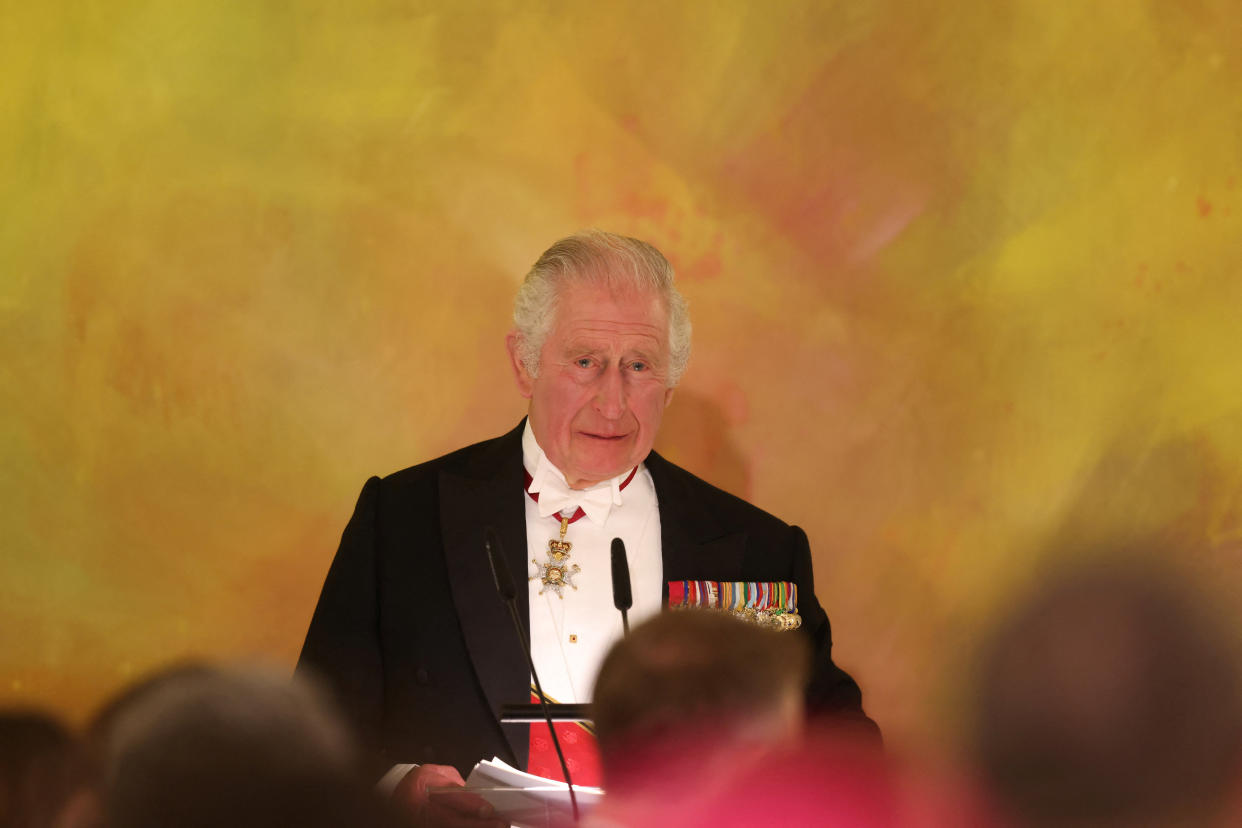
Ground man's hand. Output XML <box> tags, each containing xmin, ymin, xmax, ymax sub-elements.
<box><xmin>391</xmin><ymin>764</ymin><xmax>508</xmax><ymax>828</ymax></box>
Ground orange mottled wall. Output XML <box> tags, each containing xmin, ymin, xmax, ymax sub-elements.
<box><xmin>3</xmin><ymin>1</ymin><xmax>1241</xmax><ymax>755</ymax></box>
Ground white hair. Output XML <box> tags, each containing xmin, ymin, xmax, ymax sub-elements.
<box><xmin>512</xmin><ymin>230</ymin><xmax>691</xmax><ymax>386</ymax></box>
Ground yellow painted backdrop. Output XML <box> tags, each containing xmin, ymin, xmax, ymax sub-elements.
<box><xmin>4</xmin><ymin>1</ymin><xmax>1240</xmax><ymax>756</ymax></box>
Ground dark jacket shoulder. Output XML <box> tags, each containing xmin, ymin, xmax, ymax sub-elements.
<box><xmin>645</xmin><ymin>449</ymin><xmax>796</xmax><ymax>541</ymax></box>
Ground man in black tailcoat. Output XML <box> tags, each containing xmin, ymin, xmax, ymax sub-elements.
<box><xmin>297</xmin><ymin>231</ymin><xmax>876</xmax><ymax>826</ymax></box>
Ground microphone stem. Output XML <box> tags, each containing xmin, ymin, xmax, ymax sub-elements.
<box><xmin>503</xmin><ymin>599</ymin><xmax>580</xmax><ymax>822</ymax></box>
<box><xmin>620</xmin><ymin>608</ymin><xmax>629</xmax><ymax>636</ymax></box>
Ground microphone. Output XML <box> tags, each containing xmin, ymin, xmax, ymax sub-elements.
<box><xmin>483</xmin><ymin>527</ymin><xmax>579</xmax><ymax>822</ymax></box>
<box><xmin>610</xmin><ymin>537</ymin><xmax>632</xmax><ymax>635</ymax></box>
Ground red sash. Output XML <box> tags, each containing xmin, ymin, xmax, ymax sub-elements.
<box><xmin>526</xmin><ymin>692</ymin><xmax>602</xmax><ymax>788</ymax></box>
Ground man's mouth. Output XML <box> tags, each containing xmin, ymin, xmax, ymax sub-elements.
<box><xmin>581</xmin><ymin>432</ymin><xmax>628</xmax><ymax>441</ymax></box>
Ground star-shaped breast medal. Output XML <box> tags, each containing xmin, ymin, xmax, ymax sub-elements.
<box><xmin>534</xmin><ymin>559</ymin><xmax>581</xmax><ymax>597</ymax></box>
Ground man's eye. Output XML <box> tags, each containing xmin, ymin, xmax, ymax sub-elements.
<box><xmin>575</xmin><ymin>358</ymin><xmax>593</xmax><ymax>369</ymax></box>
<box><xmin>629</xmin><ymin>361</ymin><xmax>647</xmax><ymax>372</ymax></box>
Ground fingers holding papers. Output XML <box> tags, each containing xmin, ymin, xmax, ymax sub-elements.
<box><xmin>391</xmin><ymin>764</ymin><xmax>508</xmax><ymax>828</ymax></box>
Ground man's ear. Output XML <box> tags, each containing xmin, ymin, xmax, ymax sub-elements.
<box><xmin>663</xmin><ymin>386</ymin><xmax>675</xmax><ymax>407</ymax></box>
<box><xmin>505</xmin><ymin>332</ymin><xmax>534</xmax><ymax>398</ymax></box>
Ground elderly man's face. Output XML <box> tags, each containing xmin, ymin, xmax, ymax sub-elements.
<box><xmin>507</xmin><ymin>281</ymin><xmax>675</xmax><ymax>489</ymax></box>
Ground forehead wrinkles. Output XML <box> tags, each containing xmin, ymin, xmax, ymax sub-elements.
<box><xmin>564</xmin><ymin>318</ymin><xmax>664</xmax><ymax>338</ymax></box>
<box><xmin>543</xmin><ymin>282</ymin><xmax>670</xmax><ymax>357</ymax></box>
<box><xmin>559</xmin><ymin>320</ymin><xmax>666</xmax><ymax>354</ymax></box>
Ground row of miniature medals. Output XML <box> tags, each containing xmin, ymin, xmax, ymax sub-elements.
<box><xmin>528</xmin><ymin>505</ymin><xmax>802</xmax><ymax>634</ymax></box>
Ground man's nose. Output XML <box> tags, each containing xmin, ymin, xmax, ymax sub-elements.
<box><xmin>593</xmin><ymin>364</ymin><xmax>627</xmax><ymax>419</ymax></box>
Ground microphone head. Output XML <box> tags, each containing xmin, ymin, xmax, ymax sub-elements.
<box><xmin>485</xmin><ymin>527</ymin><xmax>516</xmax><ymax>601</ymax></box>
<box><xmin>611</xmin><ymin>537</ymin><xmax>633</xmax><ymax>612</ymax></box>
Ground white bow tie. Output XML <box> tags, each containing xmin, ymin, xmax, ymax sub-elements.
<box><xmin>528</xmin><ymin>462</ymin><xmax>623</xmax><ymax>525</ymax></box>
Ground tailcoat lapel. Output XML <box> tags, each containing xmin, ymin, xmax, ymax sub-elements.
<box><xmin>434</xmin><ymin>435</ymin><xmax>745</xmax><ymax>768</ymax></box>
<box><xmin>645</xmin><ymin>450</ymin><xmax>747</xmax><ymax>601</ymax></box>
<box><xmin>439</xmin><ymin>422</ymin><xmax>530</xmax><ymax>766</ymax></box>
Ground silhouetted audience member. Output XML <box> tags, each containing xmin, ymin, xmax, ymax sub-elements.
<box><xmin>84</xmin><ymin>663</ymin><xmax>213</xmax><ymax>760</ymax></box>
<box><xmin>0</xmin><ymin>710</ymin><xmax>86</xmax><ymax>828</ymax></box>
<box><xmin>600</xmin><ymin>729</ymin><xmax>901</xmax><ymax>828</ymax></box>
<box><xmin>588</xmin><ymin>609</ymin><xmax>895</xmax><ymax>826</ymax></box>
<box><xmin>87</xmin><ymin>665</ymin><xmax>390</xmax><ymax>828</ymax></box>
<box><xmin>972</xmin><ymin>564</ymin><xmax>1242</xmax><ymax>828</ymax></box>
<box><xmin>591</xmin><ymin>609</ymin><xmax>811</xmax><ymax>790</ymax></box>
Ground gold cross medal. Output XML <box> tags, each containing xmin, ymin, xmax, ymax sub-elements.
<box><xmin>531</xmin><ymin>516</ymin><xmax>580</xmax><ymax>597</ymax></box>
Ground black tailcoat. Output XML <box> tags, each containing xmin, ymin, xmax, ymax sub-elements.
<box><xmin>296</xmin><ymin>422</ymin><xmax>874</xmax><ymax>775</ymax></box>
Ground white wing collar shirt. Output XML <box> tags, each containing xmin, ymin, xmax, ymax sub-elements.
<box><xmin>522</xmin><ymin>421</ymin><xmax>663</xmax><ymax>705</ymax></box>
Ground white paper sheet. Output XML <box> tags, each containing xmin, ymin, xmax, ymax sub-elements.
<box><xmin>429</xmin><ymin>757</ymin><xmax>603</xmax><ymax>828</ymax></box>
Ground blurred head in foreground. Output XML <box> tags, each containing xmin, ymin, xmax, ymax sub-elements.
<box><xmin>972</xmin><ymin>563</ymin><xmax>1242</xmax><ymax>828</ymax></box>
<box><xmin>591</xmin><ymin>609</ymin><xmax>810</xmax><ymax>792</ymax></box>
<box><xmin>587</xmin><ymin>723</ymin><xmax>896</xmax><ymax>828</ymax></box>
<box><xmin>91</xmin><ymin>664</ymin><xmax>384</xmax><ymax>828</ymax></box>
<box><xmin>0</xmin><ymin>710</ymin><xmax>86</xmax><ymax>828</ymax></box>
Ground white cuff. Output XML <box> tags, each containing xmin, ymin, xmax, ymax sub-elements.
<box><xmin>376</xmin><ymin>762</ymin><xmax>418</xmax><ymax>796</ymax></box>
